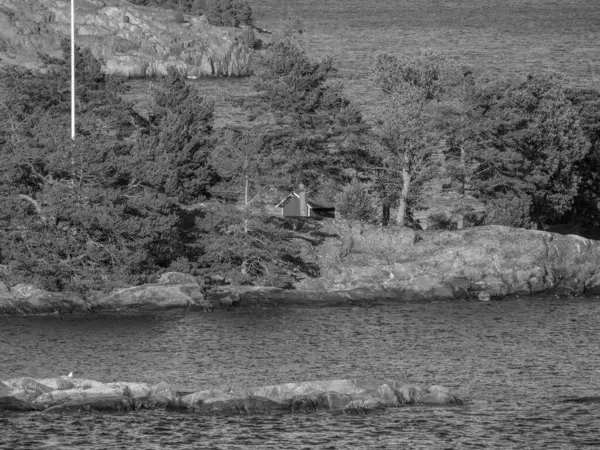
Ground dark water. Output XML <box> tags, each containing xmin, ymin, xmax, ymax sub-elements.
<box><xmin>251</xmin><ymin>0</ymin><xmax>600</xmax><ymax>83</ymax></box>
<box><xmin>1</xmin><ymin>297</ymin><xmax>600</xmax><ymax>449</ymax></box>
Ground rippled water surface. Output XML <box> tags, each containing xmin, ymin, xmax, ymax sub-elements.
<box><xmin>2</xmin><ymin>297</ymin><xmax>600</xmax><ymax>449</ymax></box>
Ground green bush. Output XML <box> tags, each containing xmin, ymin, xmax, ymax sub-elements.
<box><xmin>205</xmin><ymin>0</ymin><xmax>252</xmax><ymax>27</ymax></box>
<box><xmin>335</xmin><ymin>180</ymin><xmax>378</xmax><ymax>224</ymax></box>
<box><xmin>482</xmin><ymin>194</ymin><xmax>533</xmax><ymax>228</ymax></box>
<box><xmin>427</xmin><ymin>213</ymin><xmax>456</xmax><ymax>231</ymax></box>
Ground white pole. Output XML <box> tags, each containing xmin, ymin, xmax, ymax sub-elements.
<box><xmin>71</xmin><ymin>0</ymin><xmax>75</xmax><ymax>141</ymax></box>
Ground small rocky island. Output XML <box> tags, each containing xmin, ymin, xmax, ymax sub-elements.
<box><xmin>0</xmin><ymin>376</ymin><xmax>463</xmax><ymax>413</ymax></box>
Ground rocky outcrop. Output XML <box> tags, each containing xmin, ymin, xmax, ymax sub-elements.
<box><xmin>0</xmin><ymin>275</ymin><xmax>210</xmax><ymax>315</ymax></box>
<box><xmin>157</xmin><ymin>271</ymin><xmax>199</xmax><ymax>285</ymax></box>
<box><xmin>0</xmin><ymin>285</ymin><xmax>90</xmax><ymax>315</ymax></box>
<box><xmin>0</xmin><ymin>0</ymin><xmax>252</xmax><ymax>77</ymax></box>
<box><xmin>94</xmin><ymin>283</ymin><xmax>208</xmax><ymax>311</ymax></box>
<box><xmin>0</xmin><ymin>377</ymin><xmax>464</xmax><ymax>414</ymax></box>
<box><xmin>298</xmin><ymin>223</ymin><xmax>600</xmax><ymax>301</ymax></box>
<box><xmin>1</xmin><ymin>225</ymin><xmax>599</xmax><ymax>315</ymax></box>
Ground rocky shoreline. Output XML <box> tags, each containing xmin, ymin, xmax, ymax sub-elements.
<box><xmin>0</xmin><ymin>0</ymin><xmax>254</xmax><ymax>77</ymax></box>
<box><xmin>0</xmin><ymin>377</ymin><xmax>464</xmax><ymax>414</ymax></box>
<box><xmin>1</xmin><ymin>225</ymin><xmax>600</xmax><ymax>316</ymax></box>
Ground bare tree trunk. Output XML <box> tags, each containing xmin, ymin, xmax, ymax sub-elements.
<box><xmin>382</xmin><ymin>203</ymin><xmax>390</xmax><ymax>226</ymax></box>
<box><xmin>456</xmin><ymin>145</ymin><xmax>467</xmax><ymax>230</ymax></box>
<box><xmin>396</xmin><ymin>167</ymin><xmax>410</xmax><ymax>226</ymax></box>
<box><xmin>244</xmin><ymin>173</ymin><xmax>249</xmax><ymax>233</ymax></box>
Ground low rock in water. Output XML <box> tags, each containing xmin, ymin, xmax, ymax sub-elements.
<box><xmin>0</xmin><ymin>377</ymin><xmax>464</xmax><ymax>414</ymax></box>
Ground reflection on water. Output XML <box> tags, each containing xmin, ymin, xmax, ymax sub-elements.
<box><xmin>1</xmin><ymin>297</ymin><xmax>600</xmax><ymax>448</ymax></box>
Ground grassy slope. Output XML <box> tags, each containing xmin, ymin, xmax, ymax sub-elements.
<box><xmin>250</xmin><ymin>0</ymin><xmax>600</xmax><ymax>119</ymax></box>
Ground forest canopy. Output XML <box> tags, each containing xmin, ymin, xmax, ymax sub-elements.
<box><xmin>1</xmin><ymin>33</ymin><xmax>598</xmax><ymax>295</ymax></box>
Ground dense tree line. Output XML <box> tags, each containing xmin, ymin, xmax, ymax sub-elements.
<box><xmin>128</xmin><ymin>0</ymin><xmax>253</xmax><ymax>27</ymax></box>
<box><xmin>369</xmin><ymin>52</ymin><xmax>598</xmax><ymax>229</ymax></box>
<box><xmin>0</xmin><ymin>46</ymin><xmax>206</xmax><ymax>293</ymax></box>
<box><xmin>0</xmin><ymin>42</ymin><xmax>306</xmax><ymax>293</ymax></box>
<box><xmin>1</xmin><ymin>32</ymin><xmax>599</xmax><ymax>295</ymax></box>
<box><xmin>200</xmin><ymin>34</ymin><xmax>369</xmax><ymax>281</ymax></box>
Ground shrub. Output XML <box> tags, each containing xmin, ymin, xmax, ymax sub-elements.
<box><xmin>335</xmin><ymin>180</ymin><xmax>378</xmax><ymax>224</ymax></box>
<box><xmin>205</xmin><ymin>0</ymin><xmax>252</xmax><ymax>27</ymax></box>
<box><xmin>427</xmin><ymin>213</ymin><xmax>456</xmax><ymax>231</ymax></box>
<box><xmin>482</xmin><ymin>194</ymin><xmax>533</xmax><ymax>228</ymax></box>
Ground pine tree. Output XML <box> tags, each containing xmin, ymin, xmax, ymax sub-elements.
<box><xmin>199</xmin><ymin>128</ymin><xmax>305</xmax><ymax>286</ymax></box>
<box><xmin>467</xmin><ymin>73</ymin><xmax>590</xmax><ymax>224</ymax></box>
<box><xmin>0</xmin><ymin>47</ymin><xmax>214</xmax><ymax>293</ymax></box>
<box><xmin>371</xmin><ymin>51</ymin><xmax>461</xmax><ymax>226</ymax></box>
<box><xmin>204</xmin><ymin>0</ymin><xmax>252</xmax><ymax>27</ymax></box>
<box><xmin>252</xmin><ymin>36</ymin><xmax>371</xmax><ymax>194</ymax></box>
<box><xmin>137</xmin><ymin>68</ymin><xmax>215</xmax><ymax>204</ymax></box>
<box><xmin>564</xmin><ymin>87</ymin><xmax>600</xmax><ymax>224</ymax></box>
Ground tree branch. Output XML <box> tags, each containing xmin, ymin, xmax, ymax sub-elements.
<box><xmin>17</xmin><ymin>194</ymin><xmax>47</xmax><ymax>223</ymax></box>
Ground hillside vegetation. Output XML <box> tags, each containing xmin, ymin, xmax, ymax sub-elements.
<box><xmin>1</xmin><ymin>0</ymin><xmax>599</xmax><ymax>295</ymax></box>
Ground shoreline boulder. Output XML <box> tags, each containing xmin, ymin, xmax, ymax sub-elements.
<box><xmin>92</xmin><ymin>283</ymin><xmax>209</xmax><ymax>311</ymax></box>
<box><xmin>0</xmin><ymin>289</ymin><xmax>89</xmax><ymax>315</ymax></box>
<box><xmin>0</xmin><ymin>274</ymin><xmax>210</xmax><ymax>315</ymax></box>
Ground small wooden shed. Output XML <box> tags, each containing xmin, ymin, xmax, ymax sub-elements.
<box><xmin>275</xmin><ymin>192</ymin><xmax>335</xmax><ymax>219</ymax></box>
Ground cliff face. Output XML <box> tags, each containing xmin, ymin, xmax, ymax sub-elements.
<box><xmin>0</xmin><ymin>0</ymin><xmax>252</xmax><ymax>77</ymax></box>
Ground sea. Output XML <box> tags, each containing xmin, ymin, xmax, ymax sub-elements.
<box><xmin>1</xmin><ymin>296</ymin><xmax>600</xmax><ymax>449</ymax></box>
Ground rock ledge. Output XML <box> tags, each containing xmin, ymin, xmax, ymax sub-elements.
<box><xmin>0</xmin><ymin>0</ymin><xmax>252</xmax><ymax>77</ymax></box>
<box><xmin>0</xmin><ymin>377</ymin><xmax>464</xmax><ymax>414</ymax></box>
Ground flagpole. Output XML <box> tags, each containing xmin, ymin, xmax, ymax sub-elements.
<box><xmin>71</xmin><ymin>0</ymin><xmax>75</xmax><ymax>141</ymax></box>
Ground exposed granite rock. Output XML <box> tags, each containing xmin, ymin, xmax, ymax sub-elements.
<box><xmin>1</xmin><ymin>225</ymin><xmax>600</xmax><ymax>316</ymax></box>
<box><xmin>0</xmin><ymin>273</ymin><xmax>209</xmax><ymax>314</ymax></box>
<box><xmin>2</xmin><ymin>378</ymin><xmax>54</xmax><ymax>404</ymax></box>
<box><xmin>157</xmin><ymin>272</ymin><xmax>199</xmax><ymax>285</ymax></box>
<box><xmin>147</xmin><ymin>381</ymin><xmax>178</xmax><ymax>406</ymax></box>
<box><xmin>0</xmin><ymin>0</ymin><xmax>252</xmax><ymax>77</ymax></box>
<box><xmin>10</xmin><ymin>283</ymin><xmax>44</xmax><ymax>298</ymax></box>
<box><xmin>319</xmin><ymin>219</ymin><xmax>417</xmax><ymax>260</ymax></box>
<box><xmin>0</xmin><ymin>377</ymin><xmax>464</xmax><ymax>413</ymax></box>
<box><xmin>298</xmin><ymin>223</ymin><xmax>600</xmax><ymax>301</ymax></box>
<box><xmin>92</xmin><ymin>283</ymin><xmax>208</xmax><ymax>311</ymax></box>
<box><xmin>0</xmin><ymin>290</ymin><xmax>89</xmax><ymax>315</ymax></box>
<box><xmin>0</xmin><ymin>381</ymin><xmax>34</xmax><ymax>411</ymax></box>
<box><xmin>33</xmin><ymin>379</ymin><xmax>152</xmax><ymax>409</ymax></box>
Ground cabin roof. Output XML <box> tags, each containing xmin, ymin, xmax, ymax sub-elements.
<box><xmin>275</xmin><ymin>192</ymin><xmax>334</xmax><ymax>210</ymax></box>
